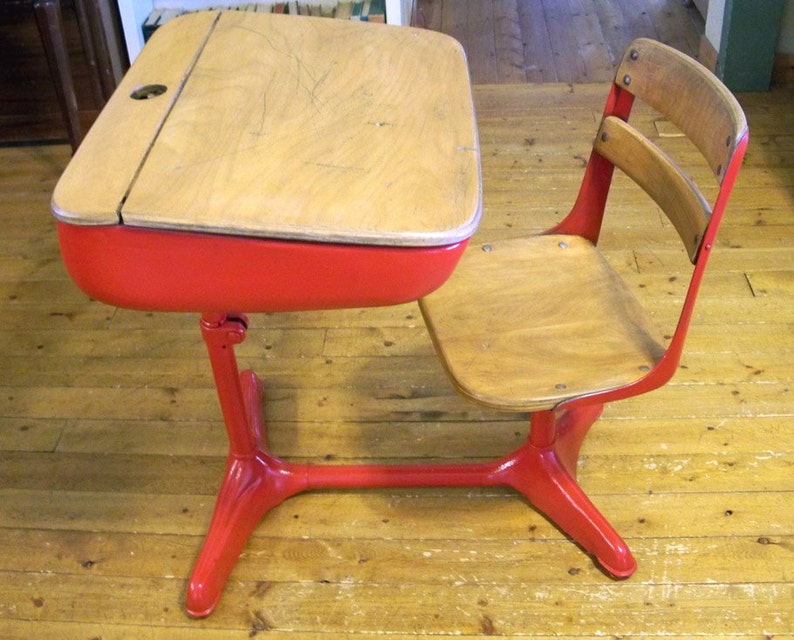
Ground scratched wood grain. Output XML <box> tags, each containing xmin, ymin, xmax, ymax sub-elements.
<box><xmin>54</xmin><ymin>11</ymin><xmax>482</xmax><ymax>247</ymax></box>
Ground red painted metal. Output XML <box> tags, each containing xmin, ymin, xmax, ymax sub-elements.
<box><xmin>56</xmin><ymin>222</ymin><xmax>469</xmax><ymax>313</ymax></box>
<box><xmin>186</xmin><ymin>313</ymin><xmax>636</xmax><ymax>618</ymax></box>
<box><xmin>549</xmin><ymin>83</ymin><xmax>634</xmax><ymax>242</ymax></box>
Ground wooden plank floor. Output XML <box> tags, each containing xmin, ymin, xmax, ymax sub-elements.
<box><xmin>416</xmin><ymin>0</ymin><xmax>705</xmax><ymax>83</ymax></box>
<box><xmin>0</xmin><ymin>79</ymin><xmax>792</xmax><ymax>636</ymax></box>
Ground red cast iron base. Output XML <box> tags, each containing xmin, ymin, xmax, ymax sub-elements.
<box><xmin>187</xmin><ymin>313</ymin><xmax>637</xmax><ymax>618</ymax></box>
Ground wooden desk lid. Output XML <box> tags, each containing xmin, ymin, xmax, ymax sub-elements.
<box><xmin>52</xmin><ymin>11</ymin><xmax>481</xmax><ymax>247</ymax></box>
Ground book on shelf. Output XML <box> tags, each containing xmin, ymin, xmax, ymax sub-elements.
<box><xmin>142</xmin><ymin>1</ymin><xmax>386</xmax><ymax>37</ymax></box>
<box><xmin>365</xmin><ymin>0</ymin><xmax>385</xmax><ymax>22</ymax></box>
<box><xmin>334</xmin><ymin>2</ymin><xmax>352</xmax><ymax>19</ymax></box>
<box><xmin>142</xmin><ymin>8</ymin><xmax>188</xmax><ymax>40</ymax></box>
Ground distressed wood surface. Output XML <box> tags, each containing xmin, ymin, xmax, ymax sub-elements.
<box><xmin>52</xmin><ymin>11</ymin><xmax>481</xmax><ymax>247</ymax></box>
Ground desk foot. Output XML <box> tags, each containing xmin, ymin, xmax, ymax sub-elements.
<box><xmin>186</xmin><ymin>370</ymin><xmax>309</xmax><ymax>617</ymax></box>
<box><xmin>186</xmin><ymin>448</ymin><xmax>308</xmax><ymax>617</ymax></box>
<box><xmin>494</xmin><ymin>406</ymin><xmax>636</xmax><ymax>580</ymax></box>
<box><xmin>188</xmin><ymin>315</ymin><xmax>309</xmax><ymax>617</ymax></box>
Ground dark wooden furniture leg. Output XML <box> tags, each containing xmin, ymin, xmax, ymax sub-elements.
<box><xmin>34</xmin><ymin>0</ymin><xmax>81</xmax><ymax>150</ymax></box>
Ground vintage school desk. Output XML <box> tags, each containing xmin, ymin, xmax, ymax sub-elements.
<box><xmin>51</xmin><ymin>10</ymin><xmax>481</xmax><ymax>616</ymax></box>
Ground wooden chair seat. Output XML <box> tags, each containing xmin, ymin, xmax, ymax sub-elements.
<box><xmin>420</xmin><ymin>234</ymin><xmax>667</xmax><ymax>412</ymax></box>
<box><xmin>421</xmin><ymin>38</ymin><xmax>748</xmax><ymax>420</ymax></box>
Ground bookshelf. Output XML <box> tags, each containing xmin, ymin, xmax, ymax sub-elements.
<box><xmin>115</xmin><ymin>0</ymin><xmax>413</xmax><ymax>63</ymax></box>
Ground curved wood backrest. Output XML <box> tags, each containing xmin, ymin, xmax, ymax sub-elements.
<box><xmin>613</xmin><ymin>38</ymin><xmax>747</xmax><ymax>185</ymax></box>
<box><xmin>594</xmin><ymin>38</ymin><xmax>748</xmax><ymax>262</ymax></box>
<box><xmin>594</xmin><ymin>115</ymin><xmax>711</xmax><ymax>261</ymax></box>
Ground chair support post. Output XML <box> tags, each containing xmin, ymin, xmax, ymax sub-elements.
<box><xmin>549</xmin><ymin>84</ymin><xmax>635</xmax><ymax>243</ymax></box>
<box><xmin>528</xmin><ymin>410</ymin><xmax>557</xmax><ymax>447</ymax></box>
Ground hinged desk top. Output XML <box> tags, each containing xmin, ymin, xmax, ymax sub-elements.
<box><xmin>52</xmin><ymin>11</ymin><xmax>481</xmax><ymax>247</ymax></box>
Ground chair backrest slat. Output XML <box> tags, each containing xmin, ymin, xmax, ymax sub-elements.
<box><xmin>613</xmin><ymin>38</ymin><xmax>747</xmax><ymax>185</ymax></box>
<box><xmin>594</xmin><ymin>115</ymin><xmax>711</xmax><ymax>262</ymax></box>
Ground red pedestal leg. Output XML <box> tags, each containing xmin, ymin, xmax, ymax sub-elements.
<box><xmin>186</xmin><ymin>447</ymin><xmax>307</xmax><ymax>617</ymax></box>
<box><xmin>496</xmin><ymin>408</ymin><xmax>636</xmax><ymax>578</ymax></box>
<box><xmin>187</xmin><ymin>315</ymin><xmax>309</xmax><ymax>617</ymax></box>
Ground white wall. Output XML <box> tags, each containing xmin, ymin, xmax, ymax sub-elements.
<box><xmin>705</xmin><ymin>0</ymin><xmax>794</xmax><ymax>54</ymax></box>
<box><xmin>704</xmin><ymin>0</ymin><xmax>725</xmax><ymax>51</ymax></box>
<box><xmin>779</xmin><ymin>0</ymin><xmax>794</xmax><ymax>53</ymax></box>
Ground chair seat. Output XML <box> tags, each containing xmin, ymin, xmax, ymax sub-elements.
<box><xmin>419</xmin><ymin>234</ymin><xmax>668</xmax><ymax>412</ymax></box>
